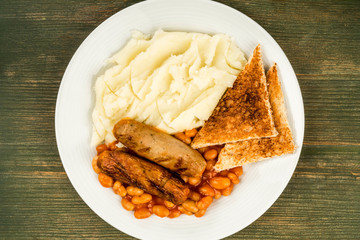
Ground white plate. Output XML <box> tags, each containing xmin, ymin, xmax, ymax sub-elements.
<box><xmin>55</xmin><ymin>0</ymin><xmax>304</xmax><ymax>239</ymax></box>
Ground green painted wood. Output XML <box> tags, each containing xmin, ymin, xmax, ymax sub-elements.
<box><xmin>0</xmin><ymin>0</ymin><xmax>359</xmax><ymax>239</ymax></box>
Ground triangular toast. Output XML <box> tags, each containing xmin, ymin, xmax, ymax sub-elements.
<box><xmin>215</xmin><ymin>64</ymin><xmax>295</xmax><ymax>171</ymax></box>
<box><xmin>191</xmin><ymin>45</ymin><xmax>277</xmax><ymax>149</ymax></box>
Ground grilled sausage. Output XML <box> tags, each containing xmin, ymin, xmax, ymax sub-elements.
<box><xmin>97</xmin><ymin>149</ymin><xmax>189</xmax><ymax>205</ymax></box>
<box><xmin>113</xmin><ymin>119</ymin><xmax>206</xmax><ymax>178</ymax></box>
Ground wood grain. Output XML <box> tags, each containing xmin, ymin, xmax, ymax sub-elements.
<box><xmin>0</xmin><ymin>0</ymin><xmax>359</xmax><ymax>239</ymax></box>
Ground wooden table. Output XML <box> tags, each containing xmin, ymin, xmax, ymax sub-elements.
<box><xmin>1</xmin><ymin>0</ymin><xmax>359</xmax><ymax>239</ymax></box>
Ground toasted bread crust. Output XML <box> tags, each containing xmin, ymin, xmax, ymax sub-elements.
<box><xmin>215</xmin><ymin>64</ymin><xmax>295</xmax><ymax>171</ymax></box>
<box><xmin>191</xmin><ymin>45</ymin><xmax>277</xmax><ymax>149</ymax></box>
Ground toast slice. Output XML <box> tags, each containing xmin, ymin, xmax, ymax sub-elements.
<box><xmin>191</xmin><ymin>45</ymin><xmax>277</xmax><ymax>149</ymax></box>
<box><xmin>214</xmin><ymin>64</ymin><xmax>295</xmax><ymax>171</ymax></box>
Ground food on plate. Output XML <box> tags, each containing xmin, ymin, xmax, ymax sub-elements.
<box><xmin>93</xmin><ymin>139</ymin><xmax>243</xmax><ymax>219</ymax></box>
<box><xmin>215</xmin><ymin>64</ymin><xmax>295</xmax><ymax>170</ymax></box>
<box><xmin>113</xmin><ymin>119</ymin><xmax>206</xmax><ymax>178</ymax></box>
<box><xmin>97</xmin><ymin>149</ymin><xmax>190</xmax><ymax>205</ymax></box>
<box><xmin>91</xmin><ymin>36</ymin><xmax>295</xmax><ymax>220</ymax></box>
<box><xmin>91</xmin><ymin>29</ymin><xmax>247</xmax><ymax>146</ymax></box>
<box><xmin>191</xmin><ymin>45</ymin><xmax>278</xmax><ymax>149</ymax></box>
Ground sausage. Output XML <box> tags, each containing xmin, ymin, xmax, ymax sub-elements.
<box><xmin>113</xmin><ymin>119</ymin><xmax>206</xmax><ymax>178</ymax></box>
<box><xmin>97</xmin><ymin>149</ymin><xmax>189</xmax><ymax>205</ymax></box>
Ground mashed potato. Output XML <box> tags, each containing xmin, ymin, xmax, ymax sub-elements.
<box><xmin>92</xmin><ymin>30</ymin><xmax>247</xmax><ymax>145</ymax></box>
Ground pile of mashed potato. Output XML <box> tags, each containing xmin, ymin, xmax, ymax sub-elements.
<box><xmin>92</xmin><ymin>29</ymin><xmax>247</xmax><ymax>145</ymax></box>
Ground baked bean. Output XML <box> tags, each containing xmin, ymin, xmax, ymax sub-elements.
<box><xmin>96</xmin><ymin>144</ymin><xmax>108</xmax><ymax>154</ymax></box>
<box><xmin>198</xmin><ymin>183</ymin><xmax>215</xmax><ymax>197</ymax></box>
<box><xmin>227</xmin><ymin>172</ymin><xmax>240</xmax><ymax>184</ymax></box>
<box><xmin>221</xmin><ymin>183</ymin><xmax>234</xmax><ymax>196</ymax></box>
<box><xmin>214</xmin><ymin>189</ymin><xmax>222</xmax><ymax>199</ymax></box>
<box><xmin>152</xmin><ymin>205</ymin><xmax>170</xmax><ymax>218</ymax></box>
<box><xmin>131</xmin><ymin>193</ymin><xmax>152</xmax><ymax>204</ymax></box>
<box><xmin>195</xmin><ymin>209</ymin><xmax>206</xmax><ymax>218</ymax></box>
<box><xmin>230</xmin><ymin>166</ymin><xmax>243</xmax><ymax>177</ymax></box>
<box><xmin>134</xmin><ymin>203</ymin><xmax>148</xmax><ymax>210</ymax></box>
<box><xmin>209</xmin><ymin>177</ymin><xmax>231</xmax><ymax>190</ymax></box>
<box><xmin>174</xmin><ymin>132</ymin><xmax>191</xmax><ymax>145</ymax></box>
<box><xmin>164</xmin><ymin>200</ymin><xmax>175</xmax><ymax>209</ymax></box>
<box><xmin>168</xmin><ymin>209</ymin><xmax>182</xmax><ymax>218</ymax></box>
<box><xmin>206</xmin><ymin>159</ymin><xmax>216</xmax><ymax>171</ymax></box>
<box><xmin>197</xmin><ymin>196</ymin><xmax>213</xmax><ymax>210</ymax></box>
<box><xmin>185</xmin><ymin>128</ymin><xmax>197</xmax><ymax>138</ymax></box>
<box><xmin>121</xmin><ymin>198</ymin><xmax>134</xmax><ymax>211</ymax></box>
<box><xmin>178</xmin><ymin>206</ymin><xmax>192</xmax><ymax>215</ymax></box>
<box><xmin>182</xmin><ymin>200</ymin><xmax>198</xmax><ymax>213</ymax></box>
<box><xmin>98</xmin><ymin>173</ymin><xmax>114</xmax><ymax>188</ymax></box>
<box><xmin>181</xmin><ymin>175</ymin><xmax>189</xmax><ymax>183</ymax></box>
<box><xmin>92</xmin><ymin>156</ymin><xmax>101</xmax><ymax>174</ymax></box>
<box><xmin>118</xmin><ymin>185</ymin><xmax>127</xmax><ymax>197</ymax></box>
<box><xmin>188</xmin><ymin>191</ymin><xmax>201</xmax><ymax>202</ymax></box>
<box><xmin>197</xmin><ymin>147</ymin><xmax>210</xmax><ymax>154</ymax></box>
<box><xmin>204</xmin><ymin>149</ymin><xmax>218</xmax><ymax>161</ymax></box>
<box><xmin>218</xmin><ymin>170</ymin><xmax>229</xmax><ymax>177</ymax></box>
<box><xmin>113</xmin><ymin>181</ymin><xmax>122</xmax><ymax>194</ymax></box>
<box><xmin>134</xmin><ymin>207</ymin><xmax>152</xmax><ymax>219</ymax></box>
<box><xmin>188</xmin><ymin>177</ymin><xmax>201</xmax><ymax>186</ymax></box>
<box><xmin>126</xmin><ymin>186</ymin><xmax>144</xmax><ymax>196</ymax></box>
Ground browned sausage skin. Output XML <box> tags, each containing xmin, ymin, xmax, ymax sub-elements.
<box><xmin>113</xmin><ymin>119</ymin><xmax>206</xmax><ymax>178</ymax></box>
<box><xmin>97</xmin><ymin>149</ymin><xmax>189</xmax><ymax>205</ymax></box>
